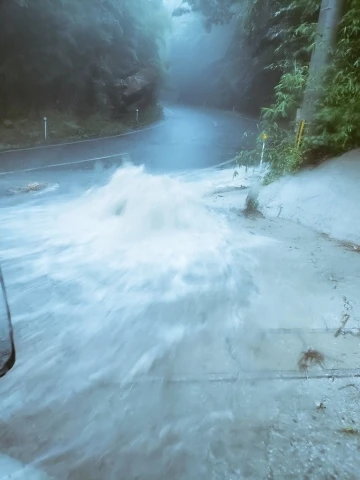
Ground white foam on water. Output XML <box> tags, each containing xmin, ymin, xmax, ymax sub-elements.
<box><xmin>0</xmin><ymin>454</ymin><xmax>49</xmax><ymax>480</ymax></box>
<box><xmin>0</xmin><ymin>164</ymin><xmax>359</xmax><ymax>479</ymax></box>
<box><xmin>0</xmin><ymin>165</ymin><xmax>262</xmax><ymax>478</ymax></box>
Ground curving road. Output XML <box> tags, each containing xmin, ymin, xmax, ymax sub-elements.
<box><xmin>0</xmin><ymin>104</ymin><xmax>258</xmax><ymax>182</ymax></box>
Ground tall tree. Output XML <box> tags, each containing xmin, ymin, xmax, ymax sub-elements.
<box><xmin>299</xmin><ymin>0</ymin><xmax>344</xmax><ymax>129</ymax></box>
<box><xmin>173</xmin><ymin>0</ymin><xmax>236</xmax><ymax>30</ymax></box>
<box><xmin>0</xmin><ymin>0</ymin><xmax>169</xmax><ymax>117</ymax></box>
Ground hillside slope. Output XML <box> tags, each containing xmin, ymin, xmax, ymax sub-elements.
<box><xmin>257</xmin><ymin>150</ymin><xmax>360</xmax><ymax>245</ymax></box>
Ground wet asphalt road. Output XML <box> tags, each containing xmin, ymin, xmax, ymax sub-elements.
<box><xmin>0</xmin><ymin>103</ymin><xmax>259</xmax><ymax>371</ymax></box>
<box><xmin>0</xmin><ymin>104</ymin><xmax>258</xmax><ymax>180</ymax></box>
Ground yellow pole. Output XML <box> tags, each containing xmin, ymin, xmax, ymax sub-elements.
<box><xmin>296</xmin><ymin>120</ymin><xmax>306</xmax><ymax>149</ymax></box>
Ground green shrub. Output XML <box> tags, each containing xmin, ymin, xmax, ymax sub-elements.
<box><xmin>238</xmin><ymin>0</ymin><xmax>360</xmax><ymax>182</ymax></box>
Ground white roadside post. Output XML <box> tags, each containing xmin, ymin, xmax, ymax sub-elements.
<box><xmin>43</xmin><ymin>116</ymin><xmax>47</xmax><ymax>140</ymax></box>
<box><xmin>260</xmin><ymin>133</ymin><xmax>268</xmax><ymax>169</ymax></box>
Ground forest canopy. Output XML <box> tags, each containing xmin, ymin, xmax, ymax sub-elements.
<box><xmin>0</xmin><ymin>0</ymin><xmax>169</xmax><ymax>118</ymax></box>
<box><xmin>172</xmin><ymin>0</ymin><xmax>236</xmax><ymax>30</ymax></box>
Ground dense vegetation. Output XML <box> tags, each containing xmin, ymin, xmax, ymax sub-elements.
<box><xmin>177</xmin><ymin>0</ymin><xmax>360</xmax><ymax>179</ymax></box>
<box><xmin>245</xmin><ymin>0</ymin><xmax>360</xmax><ymax>180</ymax></box>
<box><xmin>0</xmin><ymin>0</ymin><xmax>169</xmax><ymax>119</ymax></box>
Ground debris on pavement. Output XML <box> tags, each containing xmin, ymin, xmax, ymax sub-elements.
<box><xmin>7</xmin><ymin>182</ymin><xmax>48</xmax><ymax>195</ymax></box>
<box><xmin>338</xmin><ymin>427</ymin><xmax>359</xmax><ymax>436</ymax></box>
<box><xmin>298</xmin><ymin>349</ymin><xmax>325</xmax><ymax>371</ymax></box>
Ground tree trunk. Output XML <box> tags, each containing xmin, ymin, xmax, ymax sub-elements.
<box><xmin>300</xmin><ymin>0</ymin><xmax>344</xmax><ymax>131</ymax></box>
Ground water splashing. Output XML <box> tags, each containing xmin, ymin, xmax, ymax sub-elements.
<box><xmin>0</xmin><ymin>165</ymin><xmax>260</xmax><ymax>478</ymax></box>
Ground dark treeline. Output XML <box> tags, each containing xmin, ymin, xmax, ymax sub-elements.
<box><xmin>0</xmin><ymin>0</ymin><xmax>169</xmax><ymax>118</ymax></box>
<box><xmin>173</xmin><ymin>0</ymin><xmax>235</xmax><ymax>31</ymax></box>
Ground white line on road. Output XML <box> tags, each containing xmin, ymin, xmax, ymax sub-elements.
<box><xmin>196</xmin><ymin>157</ymin><xmax>237</xmax><ymax>172</ymax></box>
<box><xmin>226</xmin><ymin>110</ymin><xmax>260</xmax><ymax>125</ymax></box>
<box><xmin>0</xmin><ymin>153</ymin><xmax>129</xmax><ymax>176</ymax></box>
<box><xmin>0</xmin><ymin>118</ymin><xmax>169</xmax><ymax>155</ymax></box>
<box><xmin>177</xmin><ymin>157</ymin><xmax>237</xmax><ymax>178</ymax></box>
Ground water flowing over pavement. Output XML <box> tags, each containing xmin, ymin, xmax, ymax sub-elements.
<box><xmin>0</xmin><ymin>106</ymin><xmax>360</xmax><ymax>479</ymax></box>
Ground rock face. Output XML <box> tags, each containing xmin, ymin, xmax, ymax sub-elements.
<box><xmin>257</xmin><ymin>150</ymin><xmax>360</xmax><ymax>245</ymax></box>
<box><xmin>122</xmin><ymin>68</ymin><xmax>157</xmax><ymax>107</ymax></box>
<box><xmin>107</xmin><ymin>68</ymin><xmax>157</xmax><ymax>114</ymax></box>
